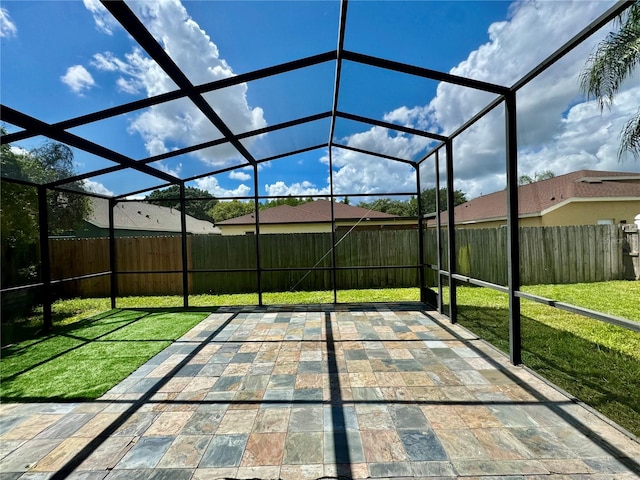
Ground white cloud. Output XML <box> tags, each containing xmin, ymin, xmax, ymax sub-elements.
<box><xmin>77</xmin><ymin>0</ymin><xmax>637</xmax><ymax>202</ymax></box>
<box><xmin>82</xmin><ymin>0</ymin><xmax>118</xmax><ymax>35</ymax></box>
<box><xmin>0</xmin><ymin>7</ymin><xmax>17</xmax><ymax>37</ymax></box>
<box><xmin>92</xmin><ymin>50</ymin><xmax>171</xmax><ymax>96</ymax></box>
<box><xmin>156</xmin><ymin>162</ymin><xmax>182</xmax><ymax>178</ymax></box>
<box><xmin>229</xmin><ymin>170</ymin><xmax>251</xmax><ymax>181</ymax></box>
<box><xmin>333</xmin><ymin>162</ymin><xmax>415</xmax><ymax>197</ymax></box>
<box><xmin>336</xmin><ymin>125</ymin><xmax>432</xmax><ymax>165</ymax></box>
<box><xmin>328</xmin><ymin>130</ymin><xmax>421</xmax><ymax>195</ymax></box>
<box><xmin>265</xmin><ymin>1</ymin><xmax>638</xmax><ymax>202</ymax></box>
<box><xmin>91</xmin><ymin>52</ymin><xmax>127</xmax><ymax>72</ymax></box>
<box><xmin>85</xmin><ymin>0</ymin><xmax>266</xmax><ymax>166</ymax></box>
<box><xmin>265</xmin><ymin>116</ymin><xmax>431</xmax><ymax>199</ymax></box>
<box><xmin>517</xmin><ymin>87</ymin><xmax>640</xmax><ymax>175</ymax></box>
<box><xmin>195</xmin><ymin>177</ymin><xmax>251</xmax><ymax>197</ymax></box>
<box><xmin>84</xmin><ymin>179</ymin><xmax>114</xmax><ymax>196</ymax></box>
<box><xmin>61</xmin><ymin>65</ymin><xmax>96</xmax><ymax>94</ymax></box>
<box><xmin>264</xmin><ymin>180</ymin><xmax>329</xmax><ymax>197</ymax></box>
<box><xmin>383</xmin><ymin>106</ymin><xmax>431</xmax><ymax>130</ymax></box>
<box><xmin>429</xmin><ymin>1</ymin><xmax>611</xmax><ymax>133</ymax></box>
<box><xmin>416</xmin><ymin>0</ymin><xmax>640</xmax><ymax>199</ymax></box>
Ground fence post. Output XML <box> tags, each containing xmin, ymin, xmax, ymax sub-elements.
<box><xmin>622</xmin><ymin>224</ymin><xmax>639</xmax><ymax>280</ymax></box>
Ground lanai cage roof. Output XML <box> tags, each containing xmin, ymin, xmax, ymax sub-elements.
<box><xmin>1</xmin><ymin>0</ymin><xmax>635</xmax><ymax>201</ymax></box>
<box><xmin>2</xmin><ymin>1</ymin><xmax>640</xmax><ymax>368</ymax></box>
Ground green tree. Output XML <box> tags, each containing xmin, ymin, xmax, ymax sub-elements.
<box><xmin>1</xmin><ymin>139</ymin><xmax>90</xmax><ymax>242</ymax></box>
<box><xmin>358</xmin><ymin>198</ymin><xmax>415</xmax><ymax>216</ymax></box>
<box><xmin>260</xmin><ymin>196</ymin><xmax>313</xmax><ymax>210</ymax></box>
<box><xmin>1</xmin><ymin>136</ymin><xmax>91</xmax><ymax>286</ymax></box>
<box><xmin>1</xmin><ymin>147</ymin><xmax>38</xmax><ymax>248</ymax></box>
<box><xmin>420</xmin><ymin>187</ymin><xmax>467</xmax><ymax>214</ymax></box>
<box><xmin>580</xmin><ymin>1</ymin><xmax>640</xmax><ymax>160</ymax></box>
<box><xmin>518</xmin><ymin>170</ymin><xmax>555</xmax><ymax>185</ymax></box>
<box><xmin>209</xmin><ymin>200</ymin><xmax>255</xmax><ymax>222</ymax></box>
<box><xmin>145</xmin><ymin>185</ymin><xmax>217</xmax><ymax>223</ymax></box>
<box><xmin>357</xmin><ymin>188</ymin><xmax>467</xmax><ymax>217</ymax></box>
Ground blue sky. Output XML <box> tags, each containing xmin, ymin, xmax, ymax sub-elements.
<box><xmin>1</xmin><ymin>0</ymin><xmax>638</xmax><ymax>201</ymax></box>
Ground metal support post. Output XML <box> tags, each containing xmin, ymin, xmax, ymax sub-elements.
<box><xmin>434</xmin><ymin>149</ymin><xmax>443</xmax><ymax>313</ymax></box>
<box><xmin>505</xmin><ymin>92</ymin><xmax>522</xmax><ymax>365</ymax></box>
<box><xmin>37</xmin><ymin>186</ymin><xmax>52</xmax><ymax>331</ymax></box>
<box><xmin>253</xmin><ymin>165</ymin><xmax>263</xmax><ymax>306</ymax></box>
<box><xmin>415</xmin><ymin>165</ymin><xmax>430</xmax><ymax>305</ymax></box>
<box><xmin>445</xmin><ymin>140</ymin><xmax>457</xmax><ymax>323</ymax></box>
<box><xmin>329</xmin><ymin>148</ymin><xmax>338</xmax><ymax>304</ymax></box>
<box><xmin>108</xmin><ymin>198</ymin><xmax>118</xmax><ymax>309</ymax></box>
<box><xmin>179</xmin><ymin>183</ymin><xmax>189</xmax><ymax>308</ymax></box>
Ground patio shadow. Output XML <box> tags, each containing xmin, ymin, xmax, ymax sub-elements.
<box><xmin>454</xmin><ymin>304</ymin><xmax>640</xmax><ymax>438</ymax></box>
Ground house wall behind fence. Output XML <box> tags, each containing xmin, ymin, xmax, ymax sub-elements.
<box><xmin>47</xmin><ymin>224</ymin><xmax>630</xmax><ymax>298</ymax></box>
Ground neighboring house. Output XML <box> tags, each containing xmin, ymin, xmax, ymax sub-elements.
<box><xmin>217</xmin><ymin>199</ymin><xmax>416</xmax><ymax>236</ymax></box>
<box><xmin>75</xmin><ymin>198</ymin><xmax>220</xmax><ymax>238</ymax></box>
<box><xmin>429</xmin><ymin>170</ymin><xmax>640</xmax><ymax>229</ymax></box>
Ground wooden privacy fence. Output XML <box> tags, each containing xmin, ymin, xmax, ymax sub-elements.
<box><xmin>49</xmin><ymin>224</ymin><xmax>629</xmax><ymax>297</ymax></box>
<box><xmin>449</xmin><ymin>224</ymin><xmax>626</xmax><ymax>286</ymax></box>
<box><xmin>623</xmin><ymin>225</ymin><xmax>640</xmax><ymax>280</ymax></box>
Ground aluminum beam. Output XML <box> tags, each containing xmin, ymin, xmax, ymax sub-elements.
<box><xmin>101</xmin><ymin>0</ymin><xmax>259</xmax><ymax>167</ymax></box>
<box><xmin>0</xmin><ymin>106</ymin><xmax>179</xmax><ymax>184</ymax></box>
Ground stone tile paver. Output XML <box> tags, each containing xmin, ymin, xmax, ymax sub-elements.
<box><xmin>1</xmin><ymin>304</ymin><xmax>639</xmax><ymax>479</ymax></box>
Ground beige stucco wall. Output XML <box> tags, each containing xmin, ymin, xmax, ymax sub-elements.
<box><xmin>220</xmin><ymin>223</ymin><xmax>332</xmax><ymax>236</ymax></box>
<box><xmin>427</xmin><ymin>199</ymin><xmax>640</xmax><ymax>230</ymax></box>
<box><xmin>427</xmin><ymin>216</ymin><xmax>541</xmax><ymax>229</ymax></box>
<box><xmin>539</xmin><ymin>199</ymin><xmax>639</xmax><ymax>226</ymax></box>
<box><xmin>453</xmin><ymin>216</ymin><xmax>541</xmax><ymax>229</ymax></box>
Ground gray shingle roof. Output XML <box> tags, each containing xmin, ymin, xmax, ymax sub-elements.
<box><xmin>86</xmin><ymin>198</ymin><xmax>220</xmax><ymax>234</ymax></box>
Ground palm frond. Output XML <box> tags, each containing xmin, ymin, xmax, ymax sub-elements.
<box><xmin>580</xmin><ymin>2</ymin><xmax>640</xmax><ymax>110</ymax></box>
<box><xmin>619</xmin><ymin>109</ymin><xmax>640</xmax><ymax>160</ymax></box>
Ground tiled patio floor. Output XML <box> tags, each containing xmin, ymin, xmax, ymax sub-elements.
<box><xmin>1</xmin><ymin>304</ymin><xmax>639</xmax><ymax>479</ymax></box>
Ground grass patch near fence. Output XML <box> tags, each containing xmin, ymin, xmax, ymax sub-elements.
<box><xmin>450</xmin><ymin>281</ymin><xmax>640</xmax><ymax>361</ymax></box>
<box><xmin>524</xmin><ymin>281</ymin><xmax>640</xmax><ymax>323</ymax></box>
<box><xmin>0</xmin><ymin>309</ymin><xmax>210</xmax><ymax>400</ymax></box>
<box><xmin>2</xmin><ymin>289</ymin><xmax>420</xmax><ymax>346</ymax></box>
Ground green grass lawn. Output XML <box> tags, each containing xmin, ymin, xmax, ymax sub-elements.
<box><xmin>2</xmin><ymin>288</ymin><xmax>420</xmax><ymax>346</ymax></box>
<box><xmin>446</xmin><ymin>281</ymin><xmax>640</xmax><ymax>437</ymax></box>
<box><xmin>523</xmin><ymin>281</ymin><xmax>640</xmax><ymax>323</ymax></box>
<box><xmin>446</xmin><ymin>281</ymin><xmax>640</xmax><ymax>361</ymax></box>
<box><xmin>0</xmin><ymin>309</ymin><xmax>211</xmax><ymax>400</ymax></box>
<box><xmin>1</xmin><ymin>281</ymin><xmax>638</xmax><ymax>436</ymax></box>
